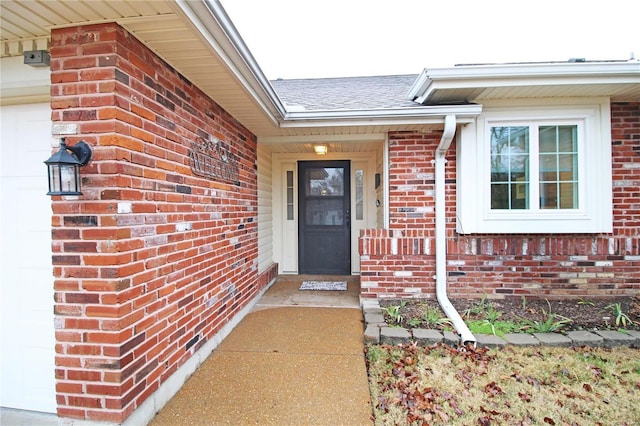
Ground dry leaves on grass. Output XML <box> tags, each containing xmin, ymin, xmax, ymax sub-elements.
<box><xmin>366</xmin><ymin>343</ymin><xmax>640</xmax><ymax>425</ymax></box>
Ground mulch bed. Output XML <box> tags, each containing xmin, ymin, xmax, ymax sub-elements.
<box><xmin>380</xmin><ymin>295</ymin><xmax>640</xmax><ymax>332</ymax></box>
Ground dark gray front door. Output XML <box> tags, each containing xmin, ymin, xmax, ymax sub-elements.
<box><xmin>298</xmin><ymin>161</ymin><xmax>351</xmax><ymax>275</ymax></box>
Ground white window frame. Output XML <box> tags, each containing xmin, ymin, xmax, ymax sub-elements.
<box><xmin>457</xmin><ymin>98</ymin><xmax>612</xmax><ymax>234</ymax></box>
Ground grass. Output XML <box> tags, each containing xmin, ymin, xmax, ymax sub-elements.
<box><xmin>366</xmin><ymin>343</ymin><xmax>640</xmax><ymax>425</ymax></box>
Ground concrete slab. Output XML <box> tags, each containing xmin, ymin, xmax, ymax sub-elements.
<box><xmin>475</xmin><ymin>334</ymin><xmax>507</xmax><ymax>348</ymax></box>
<box><xmin>502</xmin><ymin>333</ymin><xmax>540</xmax><ymax>346</ymax></box>
<box><xmin>253</xmin><ymin>275</ymin><xmax>361</xmax><ymax>310</ymax></box>
<box><xmin>380</xmin><ymin>327</ymin><xmax>411</xmax><ymax>345</ymax></box>
<box><xmin>217</xmin><ymin>307</ymin><xmax>364</xmax><ymax>355</ymax></box>
<box><xmin>533</xmin><ymin>333</ymin><xmax>573</xmax><ymax>347</ymax></box>
<box><xmin>150</xmin><ymin>306</ymin><xmax>371</xmax><ymax>426</ymax></box>
<box><xmin>594</xmin><ymin>330</ymin><xmax>637</xmax><ymax>347</ymax></box>
<box><xmin>412</xmin><ymin>329</ymin><xmax>443</xmax><ymax>346</ymax></box>
<box><xmin>0</xmin><ymin>408</ymin><xmax>58</xmax><ymax>426</ymax></box>
<box><xmin>566</xmin><ymin>330</ymin><xmax>604</xmax><ymax>346</ymax></box>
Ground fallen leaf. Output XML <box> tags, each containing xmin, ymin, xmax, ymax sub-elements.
<box><xmin>450</xmin><ymin>400</ymin><xmax>465</xmax><ymax>416</ymax></box>
<box><xmin>518</xmin><ymin>392</ymin><xmax>531</xmax><ymax>402</ymax></box>
<box><xmin>484</xmin><ymin>381</ymin><xmax>504</xmax><ymax>396</ymax></box>
<box><xmin>478</xmin><ymin>416</ymin><xmax>492</xmax><ymax>426</ymax></box>
<box><xmin>544</xmin><ymin>417</ymin><xmax>556</xmax><ymax>425</ymax></box>
<box><xmin>583</xmin><ymin>383</ymin><xmax>593</xmax><ymax>392</ymax></box>
<box><xmin>436</xmin><ymin>409</ymin><xmax>449</xmax><ymax>422</ymax></box>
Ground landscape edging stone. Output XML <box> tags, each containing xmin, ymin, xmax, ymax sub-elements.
<box><xmin>362</xmin><ymin>300</ymin><xmax>639</xmax><ymax>349</ymax></box>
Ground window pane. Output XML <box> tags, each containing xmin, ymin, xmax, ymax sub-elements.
<box><xmin>491</xmin><ymin>184</ymin><xmax>509</xmax><ymax>209</ymax></box>
<box><xmin>559</xmin><ymin>183</ymin><xmax>577</xmax><ymax>209</ymax></box>
<box><xmin>557</xmin><ymin>126</ymin><xmax>577</xmax><ymax>152</ymax></box>
<box><xmin>305</xmin><ymin>199</ymin><xmax>343</xmax><ymax>225</ymax></box>
<box><xmin>305</xmin><ymin>167</ymin><xmax>344</xmax><ymax>196</ymax></box>
<box><xmin>355</xmin><ymin>169</ymin><xmax>363</xmax><ymax>220</ymax></box>
<box><xmin>490</xmin><ymin>126</ymin><xmax>529</xmax><ymax>210</ymax></box>
<box><xmin>538</xmin><ymin>125</ymin><xmax>578</xmax><ymax>210</ymax></box>
<box><xmin>539</xmin><ymin>183</ymin><xmax>558</xmax><ymax>209</ymax></box>
<box><xmin>286</xmin><ymin>170</ymin><xmax>294</xmax><ymax>220</ymax></box>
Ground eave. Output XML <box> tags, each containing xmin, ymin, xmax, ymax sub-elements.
<box><xmin>408</xmin><ymin>61</ymin><xmax>640</xmax><ymax>105</ymax></box>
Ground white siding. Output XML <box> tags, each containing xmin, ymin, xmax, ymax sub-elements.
<box><xmin>256</xmin><ymin>144</ymin><xmax>274</xmax><ymax>273</ymax></box>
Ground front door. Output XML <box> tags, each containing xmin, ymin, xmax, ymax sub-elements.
<box><xmin>298</xmin><ymin>161</ymin><xmax>351</xmax><ymax>274</ymax></box>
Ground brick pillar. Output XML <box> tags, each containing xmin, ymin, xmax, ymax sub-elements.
<box><xmin>50</xmin><ymin>23</ymin><xmax>261</xmax><ymax>422</ymax></box>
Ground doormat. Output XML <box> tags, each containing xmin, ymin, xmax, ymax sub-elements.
<box><xmin>299</xmin><ymin>281</ymin><xmax>347</xmax><ymax>291</ymax></box>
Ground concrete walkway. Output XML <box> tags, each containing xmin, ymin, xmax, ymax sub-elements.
<box><xmin>149</xmin><ymin>275</ymin><xmax>372</xmax><ymax>425</ymax></box>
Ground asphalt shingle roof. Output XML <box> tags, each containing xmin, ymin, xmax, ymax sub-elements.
<box><xmin>270</xmin><ymin>75</ymin><xmax>419</xmax><ymax>111</ymax></box>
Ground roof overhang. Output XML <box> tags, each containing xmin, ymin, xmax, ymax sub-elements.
<box><xmin>280</xmin><ymin>104</ymin><xmax>482</xmax><ymax>128</ymax></box>
<box><xmin>408</xmin><ymin>61</ymin><xmax>640</xmax><ymax>105</ymax></box>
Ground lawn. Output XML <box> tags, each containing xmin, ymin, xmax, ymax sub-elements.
<box><xmin>366</xmin><ymin>343</ymin><xmax>640</xmax><ymax>425</ymax></box>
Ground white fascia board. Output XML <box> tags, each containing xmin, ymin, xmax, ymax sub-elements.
<box><xmin>426</xmin><ymin>61</ymin><xmax>640</xmax><ymax>80</ymax></box>
<box><xmin>260</xmin><ymin>133</ymin><xmax>387</xmax><ymax>144</ymax></box>
<box><xmin>406</xmin><ymin>69</ymin><xmax>430</xmax><ymax>100</ymax></box>
<box><xmin>281</xmin><ymin>104</ymin><xmax>482</xmax><ymax>126</ymax></box>
<box><xmin>174</xmin><ymin>0</ymin><xmax>287</xmax><ymax>122</ymax></box>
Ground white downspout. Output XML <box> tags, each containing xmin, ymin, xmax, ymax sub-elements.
<box><xmin>435</xmin><ymin>115</ymin><xmax>476</xmax><ymax>346</ymax></box>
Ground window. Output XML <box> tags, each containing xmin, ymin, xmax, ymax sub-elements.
<box><xmin>490</xmin><ymin>124</ymin><xmax>578</xmax><ymax>211</ymax></box>
<box><xmin>286</xmin><ymin>170</ymin><xmax>294</xmax><ymax>220</ymax></box>
<box><xmin>355</xmin><ymin>169</ymin><xmax>364</xmax><ymax>220</ymax></box>
<box><xmin>457</xmin><ymin>100</ymin><xmax>612</xmax><ymax>234</ymax></box>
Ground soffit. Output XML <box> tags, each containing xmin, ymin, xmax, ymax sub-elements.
<box><xmin>0</xmin><ymin>0</ymin><xmax>285</xmax><ymax>137</ymax></box>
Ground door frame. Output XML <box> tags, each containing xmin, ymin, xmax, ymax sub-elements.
<box><xmin>272</xmin><ymin>151</ymin><xmax>378</xmax><ymax>275</ymax></box>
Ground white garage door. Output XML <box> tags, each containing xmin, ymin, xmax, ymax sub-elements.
<box><xmin>0</xmin><ymin>103</ymin><xmax>56</xmax><ymax>413</ymax></box>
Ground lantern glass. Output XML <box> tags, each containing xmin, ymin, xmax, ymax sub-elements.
<box><xmin>47</xmin><ymin>163</ymin><xmax>81</xmax><ymax>195</ymax></box>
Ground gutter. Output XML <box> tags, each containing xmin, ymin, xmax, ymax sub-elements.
<box><xmin>434</xmin><ymin>115</ymin><xmax>476</xmax><ymax>346</ymax></box>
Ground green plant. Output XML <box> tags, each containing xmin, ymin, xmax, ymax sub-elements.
<box><xmin>421</xmin><ymin>305</ymin><xmax>452</xmax><ymax>328</ymax></box>
<box><xmin>578</xmin><ymin>298</ymin><xmax>595</xmax><ymax>307</ymax></box>
<box><xmin>606</xmin><ymin>302</ymin><xmax>633</xmax><ymax>328</ymax></box>
<box><xmin>519</xmin><ymin>300</ymin><xmax>572</xmax><ymax>333</ymax></box>
<box><xmin>406</xmin><ymin>317</ymin><xmax>422</xmax><ymax>327</ymax></box>
<box><xmin>463</xmin><ymin>293</ymin><xmax>489</xmax><ymax>318</ymax></box>
<box><xmin>366</xmin><ymin>345</ymin><xmax>386</xmax><ymax>363</ymax></box>
<box><xmin>484</xmin><ymin>304</ymin><xmax>503</xmax><ymax>323</ymax></box>
<box><xmin>521</xmin><ymin>296</ymin><xmax>527</xmax><ymax>310</ymax></box>
<box><xmin>382</xmin><ymin>301</ymin><xmax>407</xmax><ymax>324</ymax></box>
<box><xmin>467</xmin><ymin>319</ymin><xmax>521</xmax><ymax>337</ymax></box>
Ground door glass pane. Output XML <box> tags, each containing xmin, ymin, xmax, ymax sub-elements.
<box><xmin>305</xmin><ymin>167</ymin><xmax>344</xmax><ymax>196</ymax></box>
<box><xmin>490</xmin><ymin>126</ymin><xmax>529</xmax><ymax>209</ymax></box>
<box><xmin>305</xmin><ymin>199</ymin><xmax>344</xmax><ymax>225</ymax></box>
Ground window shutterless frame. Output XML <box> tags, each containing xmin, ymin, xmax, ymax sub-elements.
<box><xmin>456</xmin><ymin>99</ymin><xmax>612</xmax><ymax>234</ymax></box>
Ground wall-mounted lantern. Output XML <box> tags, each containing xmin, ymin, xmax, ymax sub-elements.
<box><xmin>44</xmin><ymin>138</ymin><xmax>92</xmax><ymax>196</ymax></box>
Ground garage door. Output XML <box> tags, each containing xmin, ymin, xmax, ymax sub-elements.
<box><xmin>0</xmin><ymin>103</ymin><xmax>56</xmax><ymax>413</ymax></box>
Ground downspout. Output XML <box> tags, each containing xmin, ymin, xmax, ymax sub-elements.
<box><xmin>435</xmin><ymin>115</ymin><xmax>476</xmax><ymax>346</ymax></box>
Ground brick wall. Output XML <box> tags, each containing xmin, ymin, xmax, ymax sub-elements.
<box><xmin>50</xmin><ymin>23</ymin><xmax>276</xmax><ymax>422</ymax></box>
<box><xmin>361</xmin><ymin>102</ymin><xmax>640</xmax><ymax>300</ymax></box>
